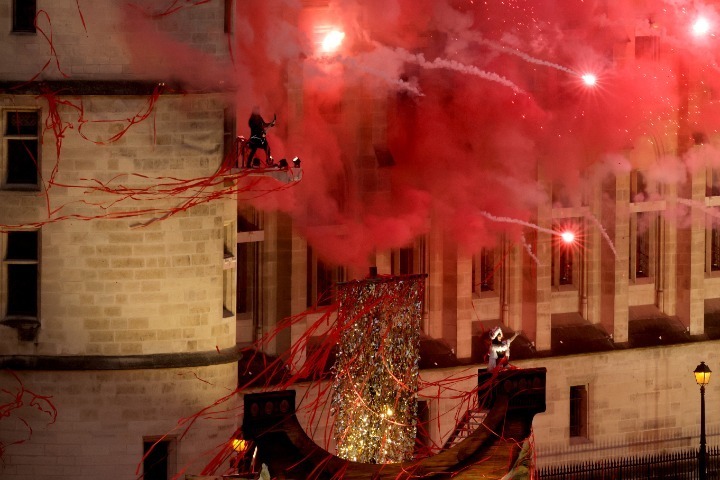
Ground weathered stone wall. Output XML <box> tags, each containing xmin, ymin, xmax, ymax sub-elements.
<box><xmin>0</xmin><ymin>363</ymin><xmax>238</xmax><ymax>480</ymax></box>
<box><xmin>529</xmin><ymin>340</ymin><xmax>720</xmax><ymax>467</ymax></box>
<box><xmin>0</xmin><ymin>2</ymin><xmax>239</xmax><ymax>480</ymax></box>
<box><xmin>0</xmin><ymin>93</ymin><xmax>236</xmax><ymax>356</ymax></box>
<box><xmin>286</xmin><ymin>341</ymin><xmax>720</xmax><ymax>470</ymax></box>
<box><xmin>0</xmin><ymin>1</ymin><xmax>229</xmax><ymax>82</ymax></box>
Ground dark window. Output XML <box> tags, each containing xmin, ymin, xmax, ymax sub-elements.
<box><xmin>710</xmin><ymin>226</ymin><xmax>720</xmax><ymax>272</ymax></box>
<box><xmin>307</xmin><ymin>247</ymin><xmax>342</xmax><ymax>307</ymax></box>
<box><xmin>222</xmin><ymin>223</ymin><xmax>235</xmax><ymax>318</ymax></box>
<box><xmin>143</xmin><ymin>440</ymin><xmax>169</xmax><ymax>480</ymax></box>
<box><xmin>569</xmin><ymin>385</ymin><xmax>588</xmax><ymax>438</ymax></box>
<box><xmin>7</xmin><ymin>230</ymin><xmax>38</xmax><ymax>260</ymax></box>
<box><xmin>630</xmin><ymin>170</ymin><xmax>648</xmax><ymax>202</ymax></box>
<box><xmin>223</xmin><ymin>106</ymin><xmax>236</xmax><ymax>167</ymax></box>
<box><xmin>552</xmin><ymin>239</ymin><xmax>574</xmax><ymax>287</ymax></box>
<box><xmin>236</xmin><ymin>208</ymin><xmax>262</xmax><ymax>341</ymax></box>
<box><xmin>306</xmin><ymin>248</ymin><xmax>314</xmax><ymax>307</ymax></box>
<box><xmin>559</xmin><ymin>247</ymin><xmax>573</xmax><ymax>285</ymax></box>
<box><xmin>224</xmin><ymin>0</ymin><xmax>233</xmax><ymax>33</ymax></box>
<box><xmin>316</xmin><ymin>258</ymin><xmax>336</xmax><ymax>306</ymax></box>
<box><xmin>238</xmin><ymin>206</ymin><xmax>261</xmax><ymax>232</ymax></box>
<box><xmin>635</xmin><ymin>216</ymin><xmax>650</xmax><ymax>278</ymax></box>
<box><xmin>236</xmin><ymin>242</ymin><xmax>258</xmax><ymax>314</ymax></box>
<box><xmin>5</xmin><ymin>230</ymin><xmax>39</xmax><ymax>318</ymax></box>
<box><xmin>6</xmin><ymin>111</ymin><xmax>38</xmax><ymax>135</ymax></box>
<box><xmin>7</xmin><ymin>264</ymin><xmax>37</xmax><ymax>317</ymax></box>
<box><xmin>392</xmin><ymin>246</ymin><xmax>414</xmax><ymax>275</ymax></box>
<box><xmin>7</xmin><ymin>140</ymin><xmax>38</xmax><ymax>184</ymax></box>
<box><xmin>479</xmin><ymin>248</ymin><xmax>494</xmax><ymax>292</ymax></box>
<box><xmin>5</xmin><ymin>111</ymin><xmax>40</xmax><ymax>187</ymax></box>
<box><xmin>237</xmin><ymin>242</ymin><xmax>249</xmax><ymax>314</ymax></box>
<box><xmin>12</xmin><ymin>0</ymin><xmax>37</xmax><ymax>33</ymax></box>
<box><xmin>635</xmin><ymin>35</ymin><xmax>659</xmax><ymax>60</ymax></box>
<box><xmin>708</xmin><ymin>169</ymin><xmax>720</xmax><ymax>197</ymax></box>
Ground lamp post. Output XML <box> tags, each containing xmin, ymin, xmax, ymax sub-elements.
<box><xmin>694</xmin><ymin>361</ymin><xmax>712</xmax><ymax>480</ymax></box>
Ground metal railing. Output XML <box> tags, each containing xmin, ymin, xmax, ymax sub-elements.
<box><xmin>537</xmin><ymin>446</ymin><xmax>720</xmax><ymax>479</ymax></box>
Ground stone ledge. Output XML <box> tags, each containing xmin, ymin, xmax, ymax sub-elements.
<box><xmin>0</xmin><ymin>317</ymin><xmax>40</xmax><ymax>342</ymax></box>
<box><xmin>0</xmin><ymin>346</ymin><xmax>242</xmax><ymax>370</ymax></box>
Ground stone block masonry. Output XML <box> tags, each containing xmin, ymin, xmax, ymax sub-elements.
<box><xmin>0</xmin><ymin>364</ymin><xmax>238</xmax><ymax>480</ymax></box>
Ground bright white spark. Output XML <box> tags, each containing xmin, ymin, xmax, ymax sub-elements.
<box><xmin>321</xmin><ymin>30</ymin><xmax>345</xmax><ymax>53</ymax></box>
<box><xmin>692</xmin><ymin>17</ymin><xmax>711</xmax><ymax>37</ymax></box>
<box><xmin>581</xmin><ymin>73</ymin><xmax>597</xmax><ymax>86</ymax></box>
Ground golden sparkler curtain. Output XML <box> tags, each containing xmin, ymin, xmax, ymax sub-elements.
<box><xmin>331</xmin><ymin>274</ymin><xmax>425</xmax><ymax>464</ymax></box>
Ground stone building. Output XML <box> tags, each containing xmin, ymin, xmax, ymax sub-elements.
<box><xmin>234</xmin><ymin>0</ymin><xmax>720</xmax><ymax>472</ymax></box>
<box><xmin>2</xmin><ymin>0</ymin><xmax>720</xmax><ymax>479</ymax></box>
<box><xmin>0</xmin><ymin>1</ymin><xmax>238</xmax><ymax>479</ymax></box>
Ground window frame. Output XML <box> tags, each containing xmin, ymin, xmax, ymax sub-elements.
<box><xmin>551</xmin><ymin>221</ymin><xmax>581</xmax><ymax>290</ymax></box>
<box><xmin>630</xmin><ymin>169</ymin><xmax>659</xmax><ymax>203</ymax></box>
<box><xmin>306</xmin><ymin>246</ymin><xmax>344</xmax><ymax>308</ymax></box>
<box><xmin>223</xmin><ymin>106</ymin><xmax>236</xmax><ymax>168</ymax></box>
<box><xmin>3</xmin><ymin>109</ymin><xmax>41</xmax><ymax>190</ymax></box>
<box><xmin>223</xmin><ymin>0</ymin><xmax>233</xmax><ymax>34</ymax></box>
<box><xmin>222</xmin><ymin>221</ymin><xmax>236</xmax><ymax>318</ymax></box>
<box><xmin>390</xmin><ymin>236</ymin><xmax>428</xmax><ymax>319</ymax></box>
<box><xmin>12</xmin><ymin>0</ymin><xmax>37</xmax><ymax>34</ymax></box>
<box><xmin>472</xmin><ymin>246</ymin><xmax>500</xmax><ymax>296</ymax></box>
<box><xmin>629</xmin><ymin>211</ymin><xmax>657</xmax><ymax>282</ymax></box>
<box><xmin>634</xmin><ymin>34</ymin><xmax>659</xmax><ymax>61</ymax></box>
<box><xmin>707</xmin><ymin>167</ymin><xmax>720</xmax><ymax>198</ymax></box>
<box><xmin>706</xmin><ymin>222</ymin><xmax>720</xmax><ymax>274</ymax></box>
<box><xmin>569</xmin><ymin>384</ymin><xmax>589</xmax><ymax>440</ymax></box>
<box><xmin>3</xmin><ymin>229</ymin><xmax>40</xmax><ymax>321</ymax></box>
<box><xmin>142</xmin><ymin>436</ymin><xmax>177</xmax><ymax>480</ymax></box>
<box><xmin>236</xmin><ymin>206</ymin><xmax>263</xmax><ymax>343</ymax></box>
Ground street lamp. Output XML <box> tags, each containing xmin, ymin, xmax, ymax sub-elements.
<box><xmin>694</xmin><ymin>361</ymin><xmax>712</xmax><ymax>480</ymax></box>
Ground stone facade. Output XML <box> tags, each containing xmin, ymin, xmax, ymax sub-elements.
<box><xmin>3</xmin><ymin>0</ymin><xmax>720</xmax><ymax>478</ymax></box>
<box><xmin>0</xmin><ymin>2</ymin><xmax>238</xmax><ymax>479</ymax></box>
<box><xmin>287</xmin><ymin>341</ymin><xmax>720</xmax><ymax>469</ymax></box>
<box><xmin>0</xmin><ymin>1</ymin><xmax>227</xmax><ymax>82</ymax></box>
<box><xmin>529</xmin><ymin>342</ymin><xmax>720</xmax><ymax>467</ymax></box>
<box><xmin>246</xmin><ymin>1</ymin><xmax>720</xmax><ymax>473</ymax></box>
<box><xmin>1</xmin><ymin>365</ymin><xmax>236</xmax><ymax>480</ymax></box>
<box><xmin>0</xmin><ymin>94</ymin><xmax>236</xmax><ymax>357</ymax></box>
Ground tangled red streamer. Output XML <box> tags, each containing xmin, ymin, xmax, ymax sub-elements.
<box><xmin>0</xmin><ymin>370</ymin><xmax>58</xmax><ymax>461</ymax></box>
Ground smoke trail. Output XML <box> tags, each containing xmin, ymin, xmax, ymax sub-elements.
<box><xmin>330</xmin><ymin>55</ymin><xmax>425</xmax><ymax>96</ymax></box>
<box><xmin>521</xmin><ymin>233</ymin><xmax>540</xmax><ymax>266</ymax></box>
<box><xmin>478</xmin><ymin>210</ymin><xmax>557</xmax><ymax>235</ymax></box>
<box><xmin>585</xmin><ymin>212</ymin><xmax>617</xmax><ymax>257</ymax></box>
<box><xmin>477</xmin><ymin>38</ymin><xmax>578</xmax><ymax>76</ymax></box>
<box><xmin>387</xmin><ymin>46</ymin><xmax>526</xmax><ymax>94</ymax></box>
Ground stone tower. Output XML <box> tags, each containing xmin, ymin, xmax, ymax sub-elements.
<box><xmin>0</xmin><ymin>2</ymin><xmax>239</xmax><ymax>478</ymax></box>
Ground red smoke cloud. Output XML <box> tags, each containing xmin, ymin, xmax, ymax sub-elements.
<box><xmin>122</xmin><ymin>0</ymin><xmax>720</xmax><ymax>268</ymax></box>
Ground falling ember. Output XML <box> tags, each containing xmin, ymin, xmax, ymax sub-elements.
<box><xmin>692</xmin><ymin>16</ymin><xmax>711</xmax><ymax>36</ymax></box>
<box><xmin>321</xmin><ymin>29</ymin><xmax>345</xmax><ymax>53</ymax></box>
<box><xmin>581</xmin><ymin>73</ymin><xmax>597</xmax><ymax>86</ymax></box>
<box><xmin>560</xmin><ymin>231</ymin><xmax>575</xmax><ymax>244</ymax></box>
<box><xmin>250</xmin><ymin>446</ymin><xmax>257</xmax><ymax>472</ymax></box>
